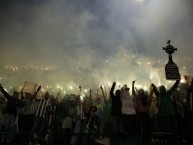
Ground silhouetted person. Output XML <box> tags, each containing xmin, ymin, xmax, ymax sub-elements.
<box><xmin>151</xmin><ymin>79</ymin><xmax>180</xmax><ymax>144</ymax></box>
<box><xmin>132</xmin><ymin>81</ymin><xmax>150</xmax><ymax>145</ymax></box>
<box><xmin>110</xmin><ymin>82</ymin><xmax>122</xmax><ymax>135</ymax></box>
<box><xmin>0</xmin><ymin>84</ymin><xmax>19</xmax><ymax>143</ymax></box>
<box><xmin>185</xmin><ymin>78</ymin><xmax>193</xmax><ymax>144</ymax></box>
<box><xmin>82</xmin><ymin>105</ymin><xmax>101</xmax><ymax>145</ymax></box>
<box><xmin>121</xmin><ymin>84</ymin><xmax>136</xmax><ymax>137</ymax></box>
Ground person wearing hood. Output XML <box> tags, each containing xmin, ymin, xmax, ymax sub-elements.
<box><xmin>120</xmin><ymin>83</ymin><xmax>136</xmax><ymax>137</ymax></box>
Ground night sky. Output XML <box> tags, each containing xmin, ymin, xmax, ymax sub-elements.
<box><xmin>0</xmin><ymin>0</ymin><xmax>193</xmax><ymax>93</ymax></box>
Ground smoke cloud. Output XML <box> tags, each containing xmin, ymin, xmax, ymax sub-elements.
<box><xmin>0</xmin><ymin>0</ymin><xmax>193</xmax><ymax>93</ymax></box>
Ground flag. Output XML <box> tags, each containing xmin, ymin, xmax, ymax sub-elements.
<box><xmin>22</xmin><ymin>81</ymin><xmax>38</xmax><ymax>95</ymax></box>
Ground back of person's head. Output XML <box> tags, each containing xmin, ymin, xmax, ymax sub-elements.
<box><xmin>138</xmin><ymin>89</ymin><xmax>145</xmax><ymax>95</ymax></box>
<box><xmin>13</xmin><ymin>91</ymin><xmax>19</xmax><ymax>99</ymax></box>
<box><xmin>159</xmin><ymin>85</ymin><xmax>166</xmax><ymax>95</ymax></box>
<box><xmin>115</xmin><ymin>90</ymin><xmax>120</xmax><ymax>97</ymax></box>
<box><xmin>172</xmin><ymin>89</ymin><xmax>180</xmax><ymax>100</ymax></box>
<box><xmin>90</xmin><ymin>105</ymin><xmax>97</xmax><ymax>113</ymax></box>
<box><xmin>144</xmin><ymin>91</ymin><xmax>148</xmax><ymax>96</ymax></box>
<box><xmin>50</xmin><ymin>95</ymin><xmax>56</xmax><ymax>105</ymax></box>
<box><xmin>139</xmin><ymin>93</ymin><xmax>148</xmax><ymax>107</ymax></box>
<box><xmin>95</xmin><ymin>96</ymin><xmax>102</xmax><ymax>104</ymax></box>
<box><xmin>25</xmin><ymin>93</ymin><xmax>31</xmax><ymax>99</ymax></box>
<box><xmin>44</xmin><ymin>91</ymin><xmax>49</xmax><ymax>99</ymax></box>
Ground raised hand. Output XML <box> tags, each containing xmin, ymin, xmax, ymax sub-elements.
<box><xmin>132</xmin><ymin>80</ymin><xmax>137</xmax><ymax>84</ymax></box>
<box><xmin>37</xmin><ymin>86</ymin><xmax>41</xmax><ymax>92</ymax></box>
<box><xmin>79</xmin><ymin>85</ymin><xmax>82</xmax><ymax>91</ymax></box>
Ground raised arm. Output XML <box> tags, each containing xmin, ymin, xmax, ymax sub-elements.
<box><xmin>169</xmin><ymin>79</ymin><xmax>180</xmax><ymax>92</ymax></box>
<box><xmin>89</xmin><ymin>89</ymin><xmax>93</xmax><ymax>106</ymax></box>
<box><xmin>0</xmin><ymin>83</ymin><xmax>11</xmax><ymax>99</ymax></box>
<box><xmin>56</xmin><ymin>89</ymin><xmax>62</xmax><ymax>104</ymax></box>
<box><xmin>148</xmin><ymin>84</ymin><xmax>154</xmax><ymax>98</ymax></box>
<box><xmin>190</xmin><ymin>78</ymin><xmax>193</xmax><ymax>88</ymax></box>
<box><xmin>187</xmin><ymin>78</ymin><xmax>193</xmax><ymax>92</ymax></box>
<box><xmin>79</xmin><ymin>85</ymin><xmax>82</xmax><ymax>96</ymax></box>
<box><xmin>132</xmin><ymin>80</ymin><xmax>137</xmax><ymax>97</ymax></box>
<box><xmin>110</xmin><ymin>81</ymin><xmax>116</xmax><ymax>98</ymax></box>
<box><xmin>76</xmin><ymin>85</ymin><xmax>82</xmax><ymax>105</ymax></box>
<box><xmin>151</xmin><ymin>83</ymin><xmax>160</xmax><ymax>97</ymax></box>
<box><xmin>33</xmin><ymin>85</ymin><xmax>41</xmax><ymax>99</ymax></box>
<box><xmin>100</xmin><ymin>86</ymin><xmax>107</xmax><ymax>103</ymax></box>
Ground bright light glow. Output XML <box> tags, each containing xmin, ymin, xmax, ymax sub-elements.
<box><xmin>143</xmin><ymin>86</ymin><xmax>148</xmax><ymax>91</ymax></box>
<box><xmin>150</xmin><ymin>73</ymin><xmax>153</xmax><ymax>80</ymax></box>
<box><xmin>137</xmin><ymin>61</ymin><xmax>142</xmax><ymax>65</ymax></box>
<box><xmin>80</xmin><ymin>95</ymin><xmax>84</xmax><ymax>100</ymax></box>
<box><xmin>136</xmin><ymin>85</ymin><xmax>142</xmax><ymax>89</ymax></box>
<box><xmin>84</xmin><ymin>89</ymin><xmax>88</xmax><ymax>93</ymax></box>
<box><xmin>117</xmin><ymin>82</ymin><xmax>121</xmax><ymax>87</ymax></box>
<box><xmin>158</xmin><ymin>80</ymin><xmax>161</xmax><ymax>86</ymax></box>
<box><xmin>180</xmin><ymin>79</ymin><xmax>186</xmax><ymax>83</ymax></box>
<box><xmin>80</xmin><ymin>96</ymin><xmax>83</xmax><ymax>100</ymax></box>
<box><xmin>80</xmin><ymin>93</ymin><xmax>86</xmax><ymax>102</ymax></box>
<box><xmin>69</xmin><ymin>85</ymin><xmax>73</xmax><ymax>90</ymax></box>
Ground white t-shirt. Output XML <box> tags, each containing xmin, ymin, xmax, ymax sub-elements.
<box><xmin>120</xmin><ymin>86</ymin><xmax>136</xmax><ymax>115</ymax></box>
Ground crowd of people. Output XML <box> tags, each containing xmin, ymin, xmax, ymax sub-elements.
<box><xmin>0</xmin><ymin>77</ymin><xmax>193</xmax><ymax>145</ymax></box>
